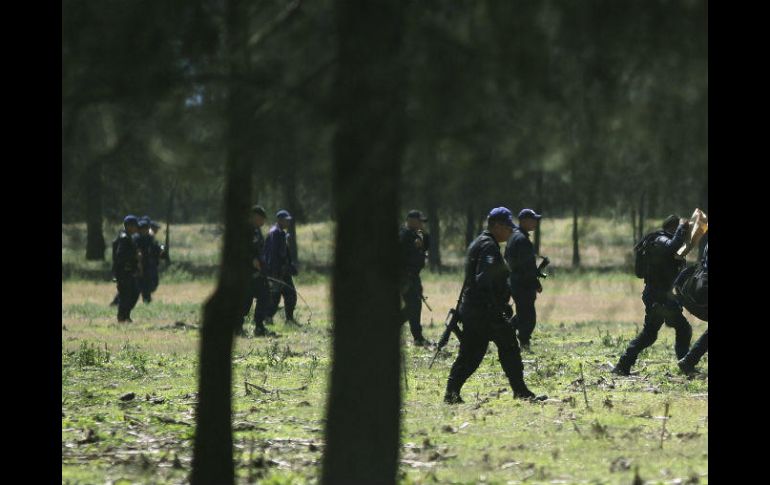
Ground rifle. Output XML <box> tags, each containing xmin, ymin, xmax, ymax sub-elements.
<box><xmin>536</xmin><ymin>256</ymin><xmax>550</xmax><ymax>279</ymax></box>
<box><xmin>429</xmin><ymin>278</ymin><xmax>468</xmax><ymax>369</ymax></box>
<box><xmin>420</xmin><ymin>294</ymin><xmax>433</xmax><ymax>312</ymax></box>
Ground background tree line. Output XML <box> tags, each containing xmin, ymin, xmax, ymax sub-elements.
<box><xmin>63</xmin><ymin>0</ymin><xmax>707</xmax><ymax>265</ymax></box>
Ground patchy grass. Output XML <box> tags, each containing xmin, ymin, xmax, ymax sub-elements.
<box><xmin>62</xmin><ymin>271</ymin><xmax>707</xmax><ymax>484</ymax></box>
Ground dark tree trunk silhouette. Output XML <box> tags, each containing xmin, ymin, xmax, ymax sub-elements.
<box><xmin>571</xmin><ymin>203</ymin><xmax>580</xmax><ymax>268</ymax></box>
<box><xmin>322</xmin><ymin>0</ymin><xmax>406</xmax><ymax>483</ymax></box>
<box><xmin>534</xmin><ymin>169</ymin><xmax>543</xmax><ymax>254</ymax></box>
<box><xmin>637</xmin><ymin>191</ymin><xmax>646</xmax><ymax>241</ymax></box>
<box><xmin>84</xmin><ymin>157</ymin><xmax>106</xmax><ymax>260</ymax></box>
<box><xmin>465</xmin><ymin>205</ymin><xmax>476</xmax><ymax>247</ymax></box>
<box><xmin>631</xmin><ymin>207</ymin><xmax>637</xmax><ymax>244</ymax></box>
<box><xmin>426</xmin><ymin>189</ymin><xmax>441</xmax><ymax>271</ymax></box>
<box><xmin>191</xmin><ymin>1</ymin><xmax>252</xmax><ymax>483</ymax></box>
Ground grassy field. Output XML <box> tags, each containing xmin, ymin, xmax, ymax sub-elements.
<box><xmin>61</xmin><ymin>220</ymin><xmax>707</xmax><ymax>484</ymax></box>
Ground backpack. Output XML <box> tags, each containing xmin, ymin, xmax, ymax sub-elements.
<box><xmin>633</xmin><ymin>231</ymin><xmax>664</xmax><ymax>279</ymax></box>
<box><xmin>674</xmin><ymin>255</ymin><xmax>708</xmax><ymax>322</ymax></box>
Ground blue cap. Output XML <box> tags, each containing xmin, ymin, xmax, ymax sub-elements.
<box><xmin>487</xmin><ymin>207</ymin><xmax>515</xmax><ymax>227</ymax></box>
<box><xmin>407</xmin><ymin>209</ymin><xmax>428</xmax><ymax>222</ymax></box>
<box><xmin>276</xmin><ymin>209</ymin><xmax>293</xmax><ymax>220</ymax></box>
<box><xmin>138</xmin><ymin>216</ymin><xmax>151</xmax><ymax>228</ymax></box>
<box><xmin>123</xmin><ymin>215</ymin><xmax>138</xmax><ymax>226</ymax></box>
<box><xmin>150</xmin><ymin>221</ymin><xmax>161</xmax><ymax>230</ymax></box>
<box><xmin>518</xmin><ymin>208</ymin><xmax>542</xmax><ymax>220</ymax></box>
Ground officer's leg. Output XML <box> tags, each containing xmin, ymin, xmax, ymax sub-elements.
<box><xmin>664</xmin><ymin>309</ymin><xmax>693</xmax><ymax>360</ymax></box>
<box><xmin>149</xmin><ymin>267</ymin><xmax>159</xmax><ymax>294</ymax></box>
<box><xmin>139</xmin><ymin>274</ymin><xmax>151</xmax><ymax>303</ymax></box>
<box><xmin>253</xmin><ymin>277</ymin><xmax>275</xmax><ymax>336</ymax></box>
<box><xmin>617</xmin><ymin>300</ymin><xmax>665</xmax><ymax>370</ymax></box>
<box><xmin>446</xmin><ymin>321</ymin><xmax>489</xmax><ymax>398</ymax></box>
<box><xmin>283</xmin><ymin>275</ymin><xmax>297</xmax><ymax>321</ymax></box>
<box><xmin>491</xmin><ymin>322</ymin><xmax>529</xmax><ymax>394</ymax></box>
<box><xmin>126</xmin><ymin>278</ymin><xmax>141</xmax><ymax>318</ymax></box>
<box><xmin>680</xmin><ymin>328</ymin><xmax>708</xmax><ymax>368</ymax></box>
<box><xmin>116</xmin><ymin>278</ymin><xmax>128</xmax><ymax>321</ymax></box>
<box><xmin>267</xmin><ymin>280</ymin><xmax>281</xmax><ymax>319</ymax></box>
<box><xmin>405</xmin><ymin>277</ymin><xmax>424</xmax><ymax>342</ymax></box>
<box><xmin>513</xmin><ymin>294</ymin><xmax>537</xmax><ymax>347</ymax></box>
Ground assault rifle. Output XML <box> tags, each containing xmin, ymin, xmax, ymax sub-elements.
<box><xmin>429</xmin><ymin>279</ymin><xmax>468</xmax><ymax>369</ymax></box>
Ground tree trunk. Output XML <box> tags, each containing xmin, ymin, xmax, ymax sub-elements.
<box><xmin>191</xmin><ymin>0</ymin><xmax>252</xmax><ymax>483</ymax></box>
<box><xmin>465</xmin><ymin>206</ymin><xmax>476</xmax><ymax>247</ymax></box>
<box><xmin>637</xmin><ymin>191</ymin><xmax>646</xmax><ymax>240</ymax></box>
<box><xmin>84</xmin><ymin>158</ymin><xmax>106</xmax><ymax>260</ymax></box>
<box><xmin>534</xmin><ymin>170</ymin><xmax>543</xmax><ymax>255</ymax></box>
<box><xmin>631</xmin><ymin>206</ymin><xmax>637</xmax><ymax>244</ymax></box>
<box><xmin>322</xmin><ymin>0</ymin><xmax>406</xmax><ymax>483</ymax></box>
<box><xmin>426</xmin><ymin>191</ymin><xmax>441</xmax><ymax>272</ymax></box>
<box><xmin>571</xmin><ymin>204</ymin><xmax>580</xmax><ymax>268</ymax></box>
<box><xmin>283</xmin><ymin>160</ymin><xmax>301</xmax><ymax>264</ymax></box>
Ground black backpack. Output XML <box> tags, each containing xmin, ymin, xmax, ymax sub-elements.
<box><xmin>633</xmin><ymin>231</ymin><xmax>665</xmax><ymax>279</ymax></box>
<box><xmin>674</xmin><ymin>254</ymin><xmax>708</xmax><ymax>322</ymax></box>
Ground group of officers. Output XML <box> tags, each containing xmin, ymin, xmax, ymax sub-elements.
<box><xmin>111</xmin><ymin>204</ymin><xmax>708</xmax><ymax>404</ymax></box>
<box><xmin>111</xmin><ymin>215</ymin><xmax>167</xmax><ymax>322</ymax></box>
<box><xmin>399</xmin><ymin>206</ymin><xmax>708</xmax><ymax>404</ymax></box>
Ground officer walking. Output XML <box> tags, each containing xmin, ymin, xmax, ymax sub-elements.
<box><xmin>399</xmin><ymin>209</ymin><xmax>432</xmax><ymax>347</ymax></box>
<box><xmin>136</xmin><ymin>216</ymin><xmax>154</xmax><ymax>303</ymax></box>
<box><xmin>505</xmin><ymin>209</ymin><xmax>543</xmax><ymax>352</ymax></box>
<box><xmin>444</xmin><ymin>207</ymin><xmax>546</xmax><ymax>404</ymax></box>
<box><xmin>147</xmin><ymin>221</ymin><xmax>165</xmax><ymax>298</ymax></box>
<box><xmin>242</xmin><ymin>205</ymin><xmax>276</xmax><ymax>337</ymax></box>
<box><xmin>612</xmin><ymin>215</ymin><xmax>693</xmax><ymax>375</ymax></box>
<box><xmin>112</xmin><ymin>215</ymin><xmax>142</xmax><ymax>322</ymax></box>
<box><xmin>678</xmin><ymin>242</ymin><xmax>708</xmax><ymax>374</ymax></box>
<box><xmin>264</xmin><ymin>209</ymin><xmax>298</xmax><ymax>324</ymax></box>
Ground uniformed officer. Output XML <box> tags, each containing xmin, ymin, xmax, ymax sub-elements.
<box><xmin>678</xmin><ymin>242</ymin><xmax>708</xmax><ymax>374</ymax></box>
<box><xmin>399</xmin><ymin>209</ymin><xmax>432</xmax><ymax>347</ymax></box>
<box><xmin>112</xmin><ymin>215</ymin><xmax>142</xmax><ymax>322</ymax></box>
<box><xmin>136</xmin><ymin>216</ymin><xmax>154</xmax><ymax>303</ymax></box>
<box><xmin>505</xmin><ymin>209</ymin><xmax>543</xmax><ymax>352</ymax></box>
<box><xmin>444</xmin><ymin>207</ymin><xmax>546</xmax><ymax>404</ymax></box>
<box><xmin>242</xmin><ymin>205</ymin><xmax>276</xmax><ymax>337</ymax></box>
<box><xmin>147</xmin><ymin>221</ymin><xmax>165</xmax><ymax>297</ymax></box>
<box><xmin>264</xmin><ymin>209</ymin><xmax>298</xmax><ymax>324</ymax></box>
<box><xmin>612</xmin><ymin>215</ymin><xmax>693</xmax><ymax>375</ymax></box>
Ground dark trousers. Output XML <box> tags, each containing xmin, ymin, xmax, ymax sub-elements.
<box><xmin>116</xmin><ymin>275</ymin><xmax>140</xmax><ymax>321</ymax></box>
<box><xmin>243</xmin><ymin>275</ymin><xmax>271</xmax><ymax>327</ymax></box>
<box><xmin>447</xmin><ymin>310</ymin><xmax>527</xmax><ymax>394</ymax></box>
<box><xmin>618</xmin><ymin>288</ymin><xmax>692</xmax><ymax>369</ymax></box>
<box><xmin>138</xmin><ymin>266</ymin><xmax>158</xmax><ymax>302</ymax></box>
<box><xmin>402</xmin><ymin>274</ymin><xmax>424</xmax><ymax>341</ymax></box>
<box><xmin>511</xmin><ymin>292</ymin><xmax>537</xmax><ymax>346</ymax></box>
<box><xmin>681</xmin><ymin>329</ymin><xmax>708</xmax><ymax>366</ymax></box>
<box><xmin>269</xmin><ymin>274</ymin><xmax>297</xmax><ymax>319</ymax></box>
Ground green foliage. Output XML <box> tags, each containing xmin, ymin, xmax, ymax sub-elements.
<box><xmin>74</xmin><ymin>341</ymin><xmax>111</xmax><ymax>368</ymax></box>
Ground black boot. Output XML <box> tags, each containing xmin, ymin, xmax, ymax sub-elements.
<box><xmin>513</xmin><ymin>386</ymin><xmax>547</xmax><ymax>401</ymax></box>
<box><xmin>443</xmin><ymin>379</ymin><xmax>464</xmax><ymax>404</ymax></box>
<box><xmin>254</xmin><ymin>324</ymin><xmax>276</xmax><ymax>338</ymax></box>
<box><xmin>677</xmin><ymin>357</ymin><xmax>697</xmax><ymax>375</ymax></box>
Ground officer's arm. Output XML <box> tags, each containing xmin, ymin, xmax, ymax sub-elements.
<box><xmin>658</xmin><ymin>223</ymin><xmax>689</xmax><ymax>253</ymax></box>
<box><xmin>263</xmin><ymin>234</ymin><xmax>274</xmax><ymax>270</ymax></box>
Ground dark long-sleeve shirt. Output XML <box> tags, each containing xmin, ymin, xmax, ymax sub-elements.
<box><xmin>399</xmin><ymin>226</ymin><xmax>428</xmax><ymax>276</ymax></box>
<box><xmin>460</xmin><ymin>230</ymin><xmax>510</xmax><ymax>315</ymax></box>
<box><xmin>112</xmin><ymin>231</ymin><xmax>140</xmax><ymax>278</ymax></box>
<box><xmin>646</xmin><ymin>223</ymin><xmax>688</xmax><ymax>290</ymax></box>
<box><xmin>504</xmin><ymin>226</ymin><xmax>539</xmax><ymax>296</ymax></box>
<box><xmin>264</xmin><ymin>224</ymin><xmax>292</xmax><ymax>277</ymax></box>
<box><xmin>250</xmin><ymin>227</ymin><xmax>266</xmax><ymax>269</ymax></box>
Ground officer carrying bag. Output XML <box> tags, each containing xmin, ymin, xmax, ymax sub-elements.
<box><xmin>634</xmin><ymin>231</ymin><xmax>665</xmax><ymax>279</ymax></box>
<box><xmin>674</xmin><ymin>259</ymin><xmax>708</xmax><ymax>321</ymax></box>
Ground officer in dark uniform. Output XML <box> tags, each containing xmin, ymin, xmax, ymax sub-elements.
<box><xmin>136</xmin><ymin>217</ymin><xmax>154</xmax><ymax>303</ymax></box>
<box><xmin>678</xmin><ymin>242</ymin><xmax>708</xmax><ymax>374</ymax></box>
<box><xmin>505</xmin><ymin>209</ymin><xmax>543</xmax><ymax>352</ymax></box>
<box><xmin>112</xmin><ymin>215</ymin><xmax>142</xmax><ymax>322</ymax></box>
<box><xmin>399</xmin><ymin>209</ymin><xmax>431</xmax><ymax>347</ymax></box>
<box><xmin>265</xmin><ymin>209</ymin><xmax>298</xmax><ymax>324</ymax></box>
<box><xmin>242</xmin><ymin>205</ymin><xmax>276</xmax><ymax>337</ymax></box>
<box><xmin>444</xmin><ymin>207</ymin><xmax>546</xmax><ymax>404</ymax></box>
<box><xmin>147</xmin><ymin>221</ymin><xmax>164</xmax><ymax>297</ymax></box>
<box><xmin>612</xmin><ymin>215</ymin><xmax>693</xmax><ymax>375</ymax></box>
